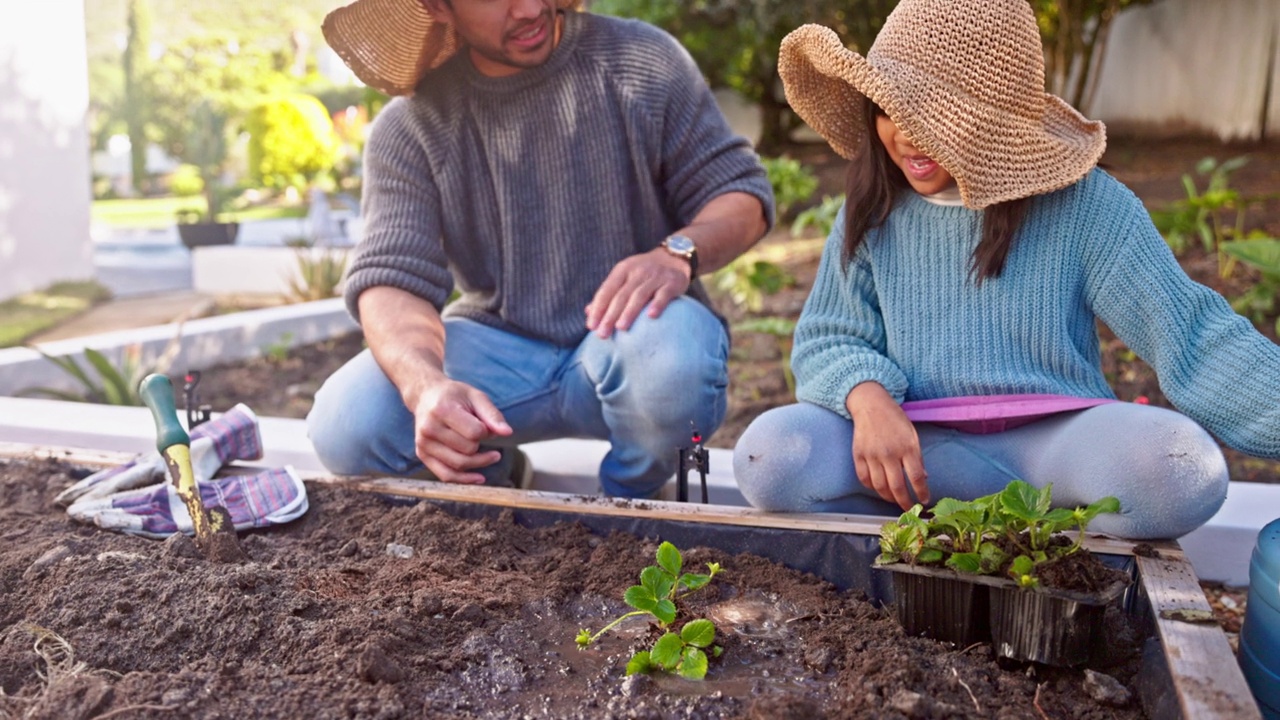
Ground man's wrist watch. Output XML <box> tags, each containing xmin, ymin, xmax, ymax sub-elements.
<box><xmin>661</xmin><ymin>234</ymin><xmax>699</xmax><ymax>279</ymax></box>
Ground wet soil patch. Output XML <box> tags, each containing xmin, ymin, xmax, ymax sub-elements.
<box><xmin>1</xmin><ymin>456</ymin><xmax>1148</xmax><ymax>719</ymax></box>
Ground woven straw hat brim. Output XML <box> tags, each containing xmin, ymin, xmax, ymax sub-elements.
<box><xmin>323</xmin><ymin>0</ymin><xmax>580</xmax><ymax>97</ymax></box>
<box><xmin>323</xmin><ymin>0</ymin><xmax>446</xmax><ymax>97</ymax></box>
<box><xmin>779</xmin><ymin>24</ymin><xmax>1106</xmax><ymax>209</ymax></box>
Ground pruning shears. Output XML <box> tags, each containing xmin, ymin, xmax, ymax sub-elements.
<box><xmin>677</xmin><ymin>425</ymin><xmax>710</xmax><ymax>504</ymax></box>
<box><xmin>139</xmin><ymin>373</ymin><xmax>244</xmax><ymax>561</ymax></box>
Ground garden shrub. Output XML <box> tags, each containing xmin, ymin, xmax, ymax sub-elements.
<box><xmin>169</xmin><ymin>164</ymin><xmax>205</xmax><ymax>198</ymax></box>
<box><xmin>246</xmin><ymin>94</ymin><xmax>340</xmax><ymax>191</ymax></box>
<box><xmin>761</xmin><ymin>156</ymin><xmax>818</xmax><ymax>220</ymax></box>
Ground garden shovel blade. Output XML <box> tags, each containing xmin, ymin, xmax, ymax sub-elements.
<box><xmin>139</xmin><ymin>373</ymin><xmax>246</xmax><ymax>562</ymax></box>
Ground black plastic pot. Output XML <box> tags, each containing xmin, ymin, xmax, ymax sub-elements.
<box><xmin>989</xmin><ymin>579</ymin><xmax>1129</xmax><ymax>666</ymax></box>
<box><xmin>877</xmin><ymin>562</ymin><xmax>1130</xmax><ymax>665</ymax></box>
<box><xmin>178</xmin><ymin>221</ymin><xmax>240</xmax><ymax>249</ymax></box>
<box><xmin>875</xmin><ymin>562</ymin><xmax>992</xmax><ymax>645</ymax></box>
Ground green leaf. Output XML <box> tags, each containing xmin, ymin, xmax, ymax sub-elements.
<box><xmin>656</xmin><ymin>541</ymin><xmax>682</xmax><ymax>577</ymax></box>
<box><xmin>931</xmin><ymin>497</ymin><xmax>971</xmax><ymax>518</ymax></box>
<box><xmin>706</xmin><ymin>562</ymin><xmax>721</xmax><ymax>577</ymax></box>
<box><xmin>1000</xmin><ymin>480</ymin><xmax>1049</xmax><ymax>521</ymax></box>
<box><xmin>680</xmin><ymin>619</ymin><xmax>716</xmax><ymax>648</ymax></box>
<box><xmin>947</xmin><ymin>552</ymin><xmax>982</xmax><ymax>574</ymax></box>
<box><xmin>978</xmin><ymin>542</ymin><xmax>1007</xmax><ymax>573</ymax></box>
<box><xmin>916</xmin><ymin>548</ymin><xmax>944</xmax><ymax>565</ymax></box>
<box><xmin>28</xmin><ymin>348</ymin><xmax>98</xmax><ymax>399</ymax></box>
<box><xmin>1087</xmin><ymin>496</ymin><xmax>1121</xmax><ymax>517</ymax></box>
<box><xmin>575</xmin><ymin>629</ymin><xmax>592</xmax><ymax>647</ymax></box>
<box><xmin>711</xmin><ymin>645</ymin><xmax>723</xmax><ymax>658</ymax></box>
<box><xmin>625</xmin><ymin>651</ymin><xmax>652</xmax><ymax>676</ymax></box>
<box><xmin>650</xmin><ymin>633</ymin><xmax>684</xmax><ymax>670</ymax></box>
<box><xmin>624</xmin><ymin>585</ymin><xmax>657</xmax><ymax>613</ymax></box>
<box><xmin>641</xmin><ymin>566</ymin><xmax>674</xmax><ymax>600</ymax></box>
<box><xmin>679</xmin><ymin>573</ymin><xmax>711</xmax><ymax>592</ymax></box>
<box><xmin>678</xmin><ymin>647</ymin><xmax>709</xmax><ymax>680</ymax></box>
<box><xmin>653</xmin><ymin>599</ymin><xmax>677</xmax><ymax>625</ymax></box>
<box><xmin>1010</xmin><ymin>555</ymin><xmax>1036</xmax><ymax>575</ymax></box>
<box><xmin>83</xmin><ymin>348</ymin><xmax>131</xmax><ymax>405</ymax></box>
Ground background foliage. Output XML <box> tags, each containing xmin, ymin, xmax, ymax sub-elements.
<box><xmin>246</xmin><ymin>95</ymin><xmax>341</xmax><ymax>191</ymax></box>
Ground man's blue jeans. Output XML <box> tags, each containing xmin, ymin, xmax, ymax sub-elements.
<box><xmin>306</xmin><ymin>298</ymin><xmax>729</xmax><ymax>498</ymax></box>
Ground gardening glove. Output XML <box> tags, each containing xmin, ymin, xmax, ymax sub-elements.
<box><xmin>66</xmin><ymin>466</ymin><xmax>308</xmax><ymax>539</ymax></box>
<box><xmin>53</xmin><ymin>403</ymin><xmax>263</xmax><ymax>507</ymax></box>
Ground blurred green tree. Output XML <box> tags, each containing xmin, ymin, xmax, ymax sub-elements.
<box><xmin>148</xmin><ymin>34</ymin><xmax>292</xmax><ymax>219</ymax></box>
<box><xmin>123</xmin><ymin>0</ymin><xmax>154</xmax><ymax>194</ymax></box>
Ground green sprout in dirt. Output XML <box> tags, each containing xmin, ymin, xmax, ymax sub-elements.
<box><xmin>575</xmin><ymin>541</ymin><xmax>723</xmax><ymax>680</ymax></box>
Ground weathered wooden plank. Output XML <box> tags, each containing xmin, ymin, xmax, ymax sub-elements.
<box><xmin>1136</xmin><ymin>554</ymin><xmax>1262</xmax><ymax>719</ymax></box>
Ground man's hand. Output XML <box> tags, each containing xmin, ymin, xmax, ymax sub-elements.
<box><xmin>846</xmin><ymin>382</ymin><xmax>930</xmax><ymax>510</ymax></box>
<box><xmin>410</xmin><ymin>378</ymin><xmax>513</xmax><ymax>484</ymax></box>
<box><xmin>585</xmin><ymin>247</ymin><xmax>691</xmax><ymax>338</ymax></box>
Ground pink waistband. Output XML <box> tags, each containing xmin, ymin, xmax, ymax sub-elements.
<box><xmin>900</xmin><ymin>394</ymin><xmax>1118</xmax><ymax>434</ymax></box>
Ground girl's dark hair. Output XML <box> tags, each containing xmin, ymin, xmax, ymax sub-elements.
<box><xmin>842</xmin><ymin>97</ymin><xmax>1029</xmax><ymax>282</ymax></box>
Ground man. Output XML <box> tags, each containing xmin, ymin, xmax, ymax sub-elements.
<box><xmin>309</xmin><ymin>0</ymin><xmax>774</xmax><ymax>498</ymax></box>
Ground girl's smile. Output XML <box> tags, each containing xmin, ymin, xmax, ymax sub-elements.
<box><xmin>875</xmin><ymin>114</ymin><xmax>957</xmax><ymax>196</ymax></box>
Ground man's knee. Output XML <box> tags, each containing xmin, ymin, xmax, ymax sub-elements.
<box><xmin>306</xmin><ymin>351</ymin><xmax>413</xmax><ymax>476</ymax></box>
<box><xmin>605</xmin><ymin>300</ymin><xmax>728</xmax><ymax>420</ymax></box>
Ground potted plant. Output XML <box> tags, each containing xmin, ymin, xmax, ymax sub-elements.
<box><xmin>174</xmin><ymin>101</ymin><xmax>239</xmax><ymax>249</ymax></box>
<box><xmin>875</xmin><ymin>480</ymin><xmax>1128</xmax><ymax>666</ymax></box>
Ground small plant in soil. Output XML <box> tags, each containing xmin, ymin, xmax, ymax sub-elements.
<box><xmin>876</xmin><ymin>480</ymin><xmax>1121</xmax><ymax>589</ymax></box>
<box><xmin>575</xmin><ymin>541</ymin><xmax>723</xmax><ymax>680</ymax></box>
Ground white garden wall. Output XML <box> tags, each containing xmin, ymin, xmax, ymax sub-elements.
<box><xmin>0</xmin><ymin>0</ymin><xmax>93</xmax><ymax>301</ymax></box>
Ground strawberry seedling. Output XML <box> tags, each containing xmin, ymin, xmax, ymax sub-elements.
<box><xmin>575</xmin><ymin>540</ymin><xmax>723</xmax><ymax>680</ymax></box>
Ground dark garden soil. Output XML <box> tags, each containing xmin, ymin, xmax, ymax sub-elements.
<box><xmin>1</xmin><ymin>455</ymin><xmax>1150</xmax><ymax>719</ymax></box>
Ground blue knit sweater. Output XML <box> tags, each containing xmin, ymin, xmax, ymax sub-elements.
<box><xmin>792</xmin><ymin>168</ymin><xmax>1280</xmax><ymax>458</ymax></box>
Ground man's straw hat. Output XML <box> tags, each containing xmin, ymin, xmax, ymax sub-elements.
<box><xmin>322</xmin><ymin>0</ymin><xmax>582</xmax><ymax>97</ymax></box>
<box><xmin>778</xmin><ymin>0</ymin><xmax>1106</xmax><ymax>209</ymax></box>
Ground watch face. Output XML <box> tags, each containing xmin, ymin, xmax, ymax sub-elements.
<box><xmin>666</xmin><ymin>235</ymin><xmax>695</xmax><ymax>255</ymax></box>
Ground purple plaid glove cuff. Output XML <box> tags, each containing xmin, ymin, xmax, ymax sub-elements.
<box><xmin>53</xmin><ymin>403</ymin><xmax>263</xmax><ymax>507</ymax></box>
<box><xmin>67</xmin><ymin>467</ymin><xmax>308</xmax><ymax>539</ymax></box>
<box><xmin>190</xmin><ymin>403</ymin><xmax>264</xmax><ymax>463</ymax></box>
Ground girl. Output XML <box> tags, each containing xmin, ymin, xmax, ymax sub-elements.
<box><xmin>733</xmin><ymin>0</ymin><xmax>1280</xmax><ymax>539</ymax></box>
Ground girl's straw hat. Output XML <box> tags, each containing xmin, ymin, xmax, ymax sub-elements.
<box><xmin>778</xmin><ymin>0</ymin><xmax>1106</xmax><ymax>209</ymax></box>
<box><xmin>322</xmin><ymin>0</ymin><xmax>582</xmax><ymax>97</ymax></box>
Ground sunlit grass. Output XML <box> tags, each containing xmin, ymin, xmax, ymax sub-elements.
<box><xmin>92</xmin><ymin>196</ymin><xmax>306</xmax><ymax>228</ymax></box>
<box><xmin>0</xmin><ymin>281</ymin><xmax>112</xmax><ymax>348</ymax></box>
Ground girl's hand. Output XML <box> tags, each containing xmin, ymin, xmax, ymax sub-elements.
<box><xmin>845</xmin><ymin>382</ymin><xmax>930</xmax><ymax>510</ymax></box>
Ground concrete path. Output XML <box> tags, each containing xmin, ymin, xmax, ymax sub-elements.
<box><xmin>27</xmin><ymin>291</ymin><xmax>216</xmax><ymax>343</ymax></box>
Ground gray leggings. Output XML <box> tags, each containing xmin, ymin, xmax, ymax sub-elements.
<box><xmin>732</xmin><ymin>402</ymin><xmax>1229</xmax><ymax>539</ymax></box>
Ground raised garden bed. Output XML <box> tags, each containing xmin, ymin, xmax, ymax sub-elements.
<box><xmin>0</xmin><ymin>445</ymin><xmax>1262</xmax><ymax>719</ymax></box>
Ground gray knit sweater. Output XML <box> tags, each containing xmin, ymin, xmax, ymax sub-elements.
<box><xmin>344</xmin><ymin>11</ymin><xmax>775</xmax><ymax>347</ymax></box>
